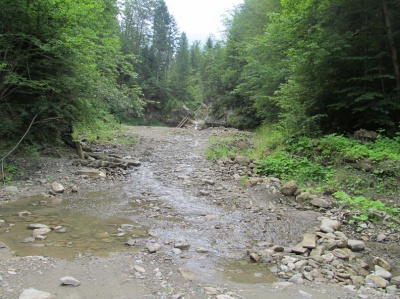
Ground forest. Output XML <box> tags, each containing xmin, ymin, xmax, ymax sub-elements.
<box><xmin>1</xmin><ymin>0</ymin><xmax>400</xmax><ymax>144</ymax></box>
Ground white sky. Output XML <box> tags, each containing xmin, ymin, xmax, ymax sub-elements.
<box><xmin>164</xmin><ymin>0</ymin><xmax>244</xmax><ymax>43</ymax></box>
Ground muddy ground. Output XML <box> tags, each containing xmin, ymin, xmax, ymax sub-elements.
<box><xmin>0</xmin><ymin>126</ymin><xmax>397</xmax><ymax>299</ymax></box>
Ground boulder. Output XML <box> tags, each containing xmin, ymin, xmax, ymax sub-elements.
<box><xmin>19</xmin><ymin>288</ymin><xmax>55</xmax><ymax>299</ymax></box>
<box><xmin>320</xmin><ymin>218</ymin><xmax>341</xmax><ymax>233</ymax></box>
<box><xmin>51</xmin><ymin>182</ymin><xmax>64</xmax><ymax>193</ymax></box>
<box><xmin>347</xmin><ymin>239</ymin><xmax>365</xmax><ymax>251</ymax></box>
<box><xmin>280</xmin><ymin>181</ymin><xmax>298</xmax><ymax>196</ymax></box>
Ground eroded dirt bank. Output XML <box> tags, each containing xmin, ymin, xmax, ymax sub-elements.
<box><xmin>0</xmin><ymin>126</ymin><xmax>397</xmax><ymax>298</ymax></box>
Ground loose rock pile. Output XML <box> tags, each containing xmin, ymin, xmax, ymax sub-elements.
<box><xmin>248</xmin><ymin>217</ymin><xmax>399</xmax><ymax>297</ymax></box>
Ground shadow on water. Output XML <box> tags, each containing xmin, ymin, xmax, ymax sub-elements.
<box><xmin>0</xmin><ymin>195</ymin><xmax>148</xmax><ymax>259</ymax></box>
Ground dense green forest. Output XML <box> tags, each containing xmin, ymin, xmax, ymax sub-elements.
<box><xmin>1</xmin><ymin>0</ymin><xmax>400</xmax><ymax>147</ymax></box>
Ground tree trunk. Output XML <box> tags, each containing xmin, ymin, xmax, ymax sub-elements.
<box><xmin>382</xmin><ymin>0</ymin><xmax>400</xmax><ymax>93</ymax></box>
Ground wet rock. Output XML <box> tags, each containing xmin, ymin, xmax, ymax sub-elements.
<box><xmin>0</xmin><ymin>242</ymin><xmax>8</xmax><ymax>249</ymax></box>
<box><xmin>22</xmin><ymin>237</ymin><xmax>35</xmax><ymax>243</ymax></box>
<box><xmin>125</xmin><ymin>239</ymin><xmax>136</xmax><ymax>246</ymax></box>
<box><xmin>374</xmin><ymin>265</ymin><xmax>392</xmax><ymax>280</ymax></box>
<box><xmin>203</xmin><ymin>179</ymin><xmax>215</xmax><ymax>185</ymax></box>
<box><xmin>320</xmin><ymin>218</ymin><xmax>341</xmax><ymax>233</ymax></box>
<box><xmin>28</xmin><ymin>224</ymin><xmax>49</xmax><ymax>230</ymax></box>
<box><xmin>51</xmin><ymin>182</ymin><xmax>65</xmax><ymax>193</ymax></box>
<box><xmin>280</xmin><ymin>180</ymin><xmax>298</xmax><ymax>196</ymax></box>
<box><xmin>147</xmin><ymin>243</ymin><xmax>161</xmax><ymax>253</ymax></box>
<box><xmin>271</xmin><ymin>245</ymin><xmax>285</xmax><ymax>252</ymax></box>
<box><xmin>0</xmin><ymin>219</ymin><xmax>4</xmax><ymax>227</ymax></box>
<box><xmin>373</xmin><ymin>257</ymin><xmax>391</xmax><ymax>271</ymax></box>
<box><xmin>19</xmin><ymin>288</ymin><xmax>55</xmax><ymax>299</ymax></box>
<box><xmin>365</xmin><ymin>274</ymin><xmax>389</xmax><ymax>288</ymax></box>
<box><xmin>199</xmin><ymin>190</ymin><xmax>210</xmax><ymax>196</ymax></box>
<box><xmin>77</xmin><ymin>168</ymin><xmax>106</xmax><ymax>178</ymax></box>
<box><xmin>310</xmin><ymin>197</ymin><xmax>330</xmax><ymax>208</ymax></box>
<box><xmin>120</xmin><ymin>224</ymin><xmax>137</xmax><ymax>231</ymax></box>
<box><xmin>174</xmin><ymin>242</ymin><xmax>190</xmax><ymax>250</ymax></box>
<box><xmin>60</xmin><ymin>276</ymin><xmax>81</xmax><ymax>286</ymax></box>
<box><xmin>347</xmin><ymin>239</ymin><xmax>365</xmax><ymax>251</ymax></box>
<box><xmin>250</xmin><ymin>253</ymin><xmax>261</xmax><ymax>262</ymax></box>
<box><xmin>18</xmin><ymin>211</ymin><xmax>32</xmax><ymax>217</ymax></box>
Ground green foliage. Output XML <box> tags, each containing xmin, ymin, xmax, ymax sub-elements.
<box><xmin>0</xmin><ymin>161</ymin><xmax>17</xmax><ymax>184</ymax></box>
<box><xmin>256</xmin><ymin>151</ymin><xmax>332</xmax><ymax>183</ymax></box>
<box><xmin>334</xmin><ymin>191</ymin><xmax>399</xmax><ymax>222</ymax></box>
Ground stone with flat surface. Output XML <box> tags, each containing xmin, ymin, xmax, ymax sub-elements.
<box><xmin>302</xmin><ymin>233</ymin><xmax>317</xmax><ymax>249</ymax></box>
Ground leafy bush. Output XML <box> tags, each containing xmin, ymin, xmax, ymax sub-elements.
<box><xmin>256</xmin><ymin>152</ymin><xmax>333</xmax><ymax>183</ymax></box>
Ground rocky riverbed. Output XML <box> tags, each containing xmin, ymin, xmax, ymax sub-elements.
<box><xmin>0</xmin><ymin>126</ymin><xmax>399</xmax><ymax>299</ymax></box>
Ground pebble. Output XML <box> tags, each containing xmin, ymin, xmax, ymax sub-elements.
<box><xmin>146</xmin><ymin>243</ymin><xmax>161</xmax><ymax>253</ymax></box>
<box><xmin>60</xmin><ymin>276</ymin><xmax>81</xmax><ymax>286</ymax></box>
<box><xmin>133</xmin><ymin>265</ymin><xmax>146</xmax><ymax>273</ymax></box>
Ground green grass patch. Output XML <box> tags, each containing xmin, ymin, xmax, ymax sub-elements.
<box><xmin>205</xmin><ymin>132</ymin><xmax>254</xmax><ymax>161</ymax></box>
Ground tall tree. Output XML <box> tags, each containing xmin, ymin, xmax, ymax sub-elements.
<box><xmin>169</xmin><ymin>32</ymin><xmax>190</xmax><ymax>100</ymax></box>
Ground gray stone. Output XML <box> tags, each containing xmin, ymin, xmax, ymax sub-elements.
<box><xmin>365</xmin><ymin>274</ymin><xmax>389</xmax><ymax>288</ymax></box>
<box><xmin>374</xmin><ymin>265</ymin><xmax>392</xmax><ymax>280</ymax></box>
<box><xmin>60</xmin><ymin>276</ymin><xmax>81</xmax><ymax>286</ymax></box>
<box><xmin>147</xmin><ymin>243</ymin><xmax>161</xmax><ymax>253</ymax></box>
<box><xmin>302</xmin><ymin>233</ymin><xmax>317</xmax><ymax>249</ymax></box>
<box><xmin>19</xmin><ymin>288</ymin><xmax>55</xmax><ymax>299</ymax></box>
<box><xmin>250</xmin><ymin>253</ymin><xmax>261</xmax><ymax>262</ymax></box>
<box><xmin>386</xmin><ymin>285</ymin><xmax>397</xmax><ymax>295</ymax></box>
<box><xmin>289</xmin><ymin>273</ymin><xmax>304</xmax><ymax>284</ymax></box>
<box><xmin>332</xmin><ymin>249</ymin><xmax>349</xmax><ymax>260</ymax></box>
<box><xmin>280</xmin><ymin>180</ymin><xmax>298</xmax><ymax>196</ymax></box>
<box><xmin>376</xmin><ymin>233</ymin><xmax>387</xmax><ymax>242</ymax></box>
<box><xmin>347</xmin><ymin>239</ymin><xmax>365</xmax><ymax>251</ymax></box>
<box><xmin>310</xmin><ymin>197</ymin><xmax>330</xmax><ymax>208</ymax></box>
<box><xmin>125</xmin><ymin>239</ymin><xmax>136</xmax><ymax>246</ymax></box>
<box><xmin>51</xmin><ymin>182</ymin><xmax>64</xmax><ymax>193</ymax></box>
<box><xmin>133</xmin><ymin>265</ymin><xmax>145</xmax><ymax>273</ymax></box>
<box><xmin>320</xmin><ymin>218</ymin><xmax>341</xmax><ymax>233</ymax></box>
<box><xmin>391</xmin><ymin>276</ymin><xmax>400</xmax><ymax>286</ymax></box>
<box><xmin>310</xmin><ymin>246</ymin><xmax>325</xmax><ymax>257</ymax></box>
<box><xmin>296</xmin><ymin>192</ymin><xmax>313</xmax><ymax>203</ymax></box>
<box><xmin>373</xmin><ymin>257</ymin><xmax>391</xmax><ymax>271</ymax></box>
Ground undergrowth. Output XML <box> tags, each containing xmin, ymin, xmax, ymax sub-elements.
<box><xmin>206</xmin><ymin>125</ymin><xmax>400</xmax><ymax>223</ymax></box>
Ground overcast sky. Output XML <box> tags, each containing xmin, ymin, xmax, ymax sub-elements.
<box><xmin>164</xmin><ymin>0</ymin><xmax>244</xmax><ymax>43</ymax></box>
